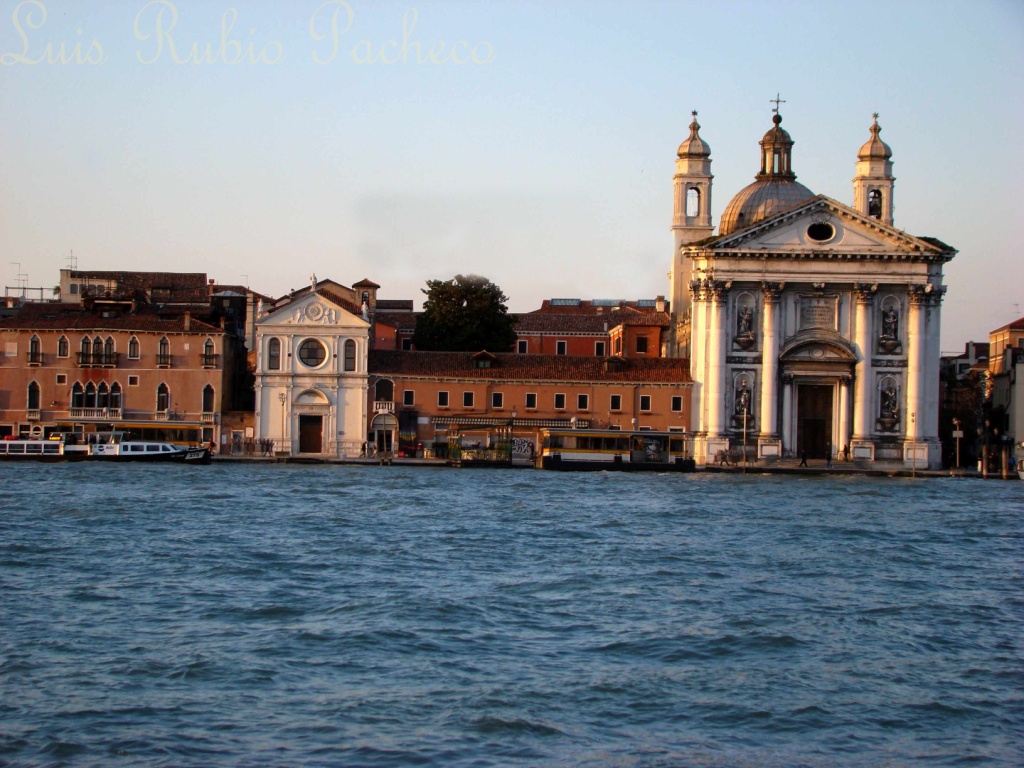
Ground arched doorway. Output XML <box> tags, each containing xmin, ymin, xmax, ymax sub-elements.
<box><xmin>294</xmin><ymin>389</ymin><xmax>330</xmax><ymax>454</ymax></box>
<box><xmin>370</xmin><ymin>412</ymin><xmax>398</xmax><ymax>455</ymax></box>
<box><xmin>778</xmin><ymin>334</ymin><xmax>857</xmax><ymax>460</ymax></box>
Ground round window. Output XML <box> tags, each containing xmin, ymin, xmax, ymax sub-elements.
<box><xmin>807</xmin><ymin>222</ymin><xmax>835</xmax><ymax>242</ymax></box>
<box><xmin>297</xmin><ymin>339</ymin><xmax>327</xmax><ymax>367</ymax></box>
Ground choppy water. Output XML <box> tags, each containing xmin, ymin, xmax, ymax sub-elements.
<box><xmin>1</xmin><ymin>464</ymin><xmax>1022</xmax><ymax>767</ymax></box>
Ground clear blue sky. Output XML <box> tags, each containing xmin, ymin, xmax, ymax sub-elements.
<box><xmin>2</xmin><ymin>0</ymin><xmax>1022</xmax><ymax>351</ymax></box>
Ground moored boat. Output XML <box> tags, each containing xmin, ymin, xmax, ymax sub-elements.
<box><xmin>538</xmin><ymin>428</ymin><xmax>696</xmax><ymax>472</ymax></box>
<box><xmin>0</xmin><ymin>437</ymin><xmax>89</xmax><ymax>462</ymax></box>
<box><xmin>88</xmin><ymin>435</ymin><xmax>211</xmax><ymax>464</ymax></box>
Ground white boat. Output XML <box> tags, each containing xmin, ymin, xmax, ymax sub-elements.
<box><xmin>0</xmin><ymin>437</ymin><xmax>89</xmax><ymax>462</ymax></box>
<box><xmin>537</xmin><ymin>428</ymin><xmax>696</xmax><ymax>472</ymax></box>
<box><xmin>88</xmin><ymin>434</ymin><xmax>211</xmax><ymax>464</ymax></box>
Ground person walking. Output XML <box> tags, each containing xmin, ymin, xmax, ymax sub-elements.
<box><xmin>826</xmin><ymin>443</ymin><xmax>833</xmax><ymax>469</ymax></box>
<box><xmin>799</xmin><ymin>447</ymin><xmax>808</xmax><ymax>467</ymax></box>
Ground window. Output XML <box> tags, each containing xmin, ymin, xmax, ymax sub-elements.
<box><xmin>403</xmin><ymin>390</ymin><xmax>415</xmax><ymax>407</ymax></box>
<box><xmin>56</xmin><ymin>374</ymin><xmax>67</xmax><ymax>385</ymax></box>
<box><xmin>868</xmin><ymin>189</ymin><xmax>882</xmax><ymax>218</ymax></box>
<box><xmin>438</xmin><ymin>391</ymin><xmax>449</xmax><ymax>407</ymax></box>
<box><xmin>203</xmin><ymin>339</ymin><xmax>215</xmax><ymax>366</ymax></box>
<box><xmin>344</xmin><ymin>339</ymin><xmax>357</xmax><ymax>371</ymax></box>
<box><xmin>556</xmin><ymin>340</ymin><xmax>567</xmax><ymax>355</ymax></box>
<box><xmin>525</xmin><ymin>392</ymin><xmax>537</xmax><ymax>409</ymax></box>
<box><xmin>97</xmin><ymin>382</ymin><xmax>109</xmax><ymax>409</ymax></box>
<box><xmin>128</xmin><ymin>336</ymin><xmax>140</xmax><ymax>359</ymax></box>
<box><xmin>104</xmin><ymin>336</ymin><xmax>114</xmax><ymax>361</ymax></box>
<box><xmin>517</xmin><ymin>340</ymin><xmax>528</xmax><ymax>354</ymax></box>
<box><xmin>28</xmin><ymin>335</ymin><xmax>41</xmax><ymax>364</ymax></box>
<box><xmin>158</xmin><ymin>337</ymin><xmax>171</xmax><ymax>367</ymax></box>
<box><xmin>110</xmin><ymin>383</ymin><xmax>122</xmax><ymax>409</ymax></box>
<box><xmin>402</xmin><ymin>338</ymin><xmax>413</xmax><ymax>351</ymax></box>
<box><xmin>157</xmin><ymin>383</ymin><xmax>170</xmax><ymax>412</ymax></box>
<box><xmin>69</xmin><ymin>283</ymin><xmax>78</xmax><ymax>295</ymax></box>
<box><xmin>577</xmin><ymin>394</ymin><xmax>589</xmax><ymax>411</ymax></box>
<box><xmin>686</xmin><ymin>187</ymin><xmax>700</xmax><ymax>218</ymax></box>
<box><xmin>58</xmin><ymin>336</ymin><xmax>69</xmax><ymax>358</ymax></box>
<box><xmin>298</xmin><ymin>339</ymin><xmax>326</xmax><ymax>367</ymax></box>
<box><xmin>463</xmin><ymin>391</ymin><xmax>474</xmax><ymax>408</ymax></box>
<box><xmin>636</xmin><ymin>337</ymin><xmax>649</xmax><ymax>354</ymax></box>
<box><xmin>554</xmin><ymin>393</ymin><xmax>566</xmax><ymax>410</ymax></box>
<box><xmin>80</xmin><ymin>336</ymin><xmax>91</xmax><ymax>360</ymax></box>
<box><xmin>267</xmin><ymin>338</ymin><xmax>281</xmax><ymax>370</ymax></box>
<box><xmin>27</xmin><ymin>381</ymin><xmax>40</xmax><ymax>410</ymax></box>
<box><xmin>84</xmin><ymin>382</ymin><xmax>97</xmax><ymax>408</ymax></box>
<box><xmin>492</xmin><ymin>392</ymin><xmax>503</xmax><ymax>409</ymax></box>
<box><xmin>640</xmin><ymin>395</ymin><xmax>652</xmax><ymax>412</ymax></box>
<box><xmin>92</xmin><ymin>336</ymin><xmax>102</xmax><ymax>360</ymax></box>
<box><xmin>71</xmin><ymin>382</ymin><xmax>84</xmax><ymax>408</ymax></box>
<box><xmin>203</xmin><ymin>384</ymin><xmax>215</xmax><ymax>413</ymax></box>
<box><xmin>128</xmin><ymin>375</ymin><xmax>139</xmax><ymax>387</ymax></box>
<box><xmin>610</xmin><ymin>394</ymin><xmax>622</xmax><ymax>411</ymax></box>
<box><xmin>615</xmin><ymin>337</ymin><xmax>622</xmax><ymax>355</ymax></box>
<box><xmin>671</xmin><ymin>396</ymin><xmax>683</xmax><ymax>412</ymax></box>
<box><xmin>595</xmin><ymin>341</ymin><xmax>606</xmax><ymax>356</ymax></box>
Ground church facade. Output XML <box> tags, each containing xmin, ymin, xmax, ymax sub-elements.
<box><xmin>669</xmin><ymin>110</ymin><xmax>956</xmax><ymax>468</ymax></box>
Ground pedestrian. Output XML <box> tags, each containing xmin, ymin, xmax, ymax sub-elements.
<box><xmin>826</xmin><ymin>443</ymin><xmax>833</xmax><ymax>469</ymax></box>
<box><xmin>842</xmin><ymin>443</ymin><xmax>850</xmax><ymax>462</ymax></box>
<box><xmin>799</xmin><ymin>448</ymin><xmax>808</xmax><ymax>467</ymax></box>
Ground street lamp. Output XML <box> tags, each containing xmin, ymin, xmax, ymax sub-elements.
<box><xmin>508</xmin><ymin>409</ymin><xmax>517</xmax><ymax>466</ymax></box>
<box><xmin>278</xmin><ymin>391</ymin><xmax>287</xmax><ymax>455</ymax></box>
<box><xmin>952</xmin><ymin>418</ymin><xmax>962</xmax><ymax>473</ymax></box>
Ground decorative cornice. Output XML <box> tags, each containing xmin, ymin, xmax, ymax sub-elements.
<box><xmin>761</xmin><ymin>281</ymin><xmax>784</xmax><ymax>301</ymax></box>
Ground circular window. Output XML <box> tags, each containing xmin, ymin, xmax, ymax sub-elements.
<box><xmin>297</xmin><ymin>339</ymin><xmax>327</xmax><ymax>367</ymax></box>
<box><xmin>807</xmin><ymin>222</ymin><xmax>835</xmax><ymax>242</ymax></box>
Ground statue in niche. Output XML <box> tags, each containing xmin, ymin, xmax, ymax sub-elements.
<box><xmin>732</xmin><ymin>379</ymin><xmax>754</xmax><ymax>430</ymax></box>
<box><xmin>878</xmin><ymin>305</ymin><xmax>902</xmax><ymax>354</ymax></box>
<box><xmin>877</xmin><ymin>385</ymin><xmax>900</xmax><ymax>431</ymax></box>
<box><xmin>734</xmin><ymin>305</ymin><xmax>756</xmax><ymax>350</ymax></box>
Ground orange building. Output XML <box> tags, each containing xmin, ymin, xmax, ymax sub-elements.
<box><xmin>367</xmin><ymin>350</ymin><xmax>691</xmax><ymax>456</ymax></box>
<box><xmin>0</xmin><ymin>297</ymin><xmax>239</xmax><ymax>445</ymax></box>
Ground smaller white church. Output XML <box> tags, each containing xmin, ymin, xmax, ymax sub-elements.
<box><xmin>669</xmin><ymin>109</ymin><xmax>957</xmax><ymax>469</ymax></box>
<box><xmin>253</xmin><ymin>278</ymin><xmax>372</xmax><ymax>457</ymax></box>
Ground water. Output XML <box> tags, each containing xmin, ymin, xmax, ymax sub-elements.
<box><xmin>1</xmin><ymin>464</ymin><xmax>1021</xmax><ymax>767</ymax></box>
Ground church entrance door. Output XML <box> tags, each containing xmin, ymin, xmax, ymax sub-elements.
<box><xmin>797</xmin><ymin>385</ymin><xmax>833</xmax><ymax>459</ymax></box>
<box><xmin>299</xmin><ymin>415</ymin><xmax>323</xmax><ymax>453</ymax></box>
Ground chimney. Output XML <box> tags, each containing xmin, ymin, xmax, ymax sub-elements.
<box><xmin>184</xmin><ymin>311</ymin><xmax>191</xmax><ymax>331</ymax></box>
<box><xmin>208</xmin><ymin>278</ymin><xmax>215</xmax><ymax>298</ymax></box>
<box><xmin>655</xmin><ymin>295</ymin><xmax>665</xmax><ymax>312</ymax></box>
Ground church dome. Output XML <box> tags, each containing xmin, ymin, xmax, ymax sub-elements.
<box><xmin>677</xmin><ymin>112</ymin><xmax>711</xmax><ymax>158</ymax></box>
<box><xmin>857</xmin><ymin>114</ymin><xmax>892</xmax><ymax>160</ymax></box>
<box><xmin>719</xmin><ymin>178</ymin><xmax>815</xmax><ymax>235</ymax></box>
<box><xmin>718</xmin><ymin>112</ymin><xmax>815</xmax><ymax>236</ymax></box>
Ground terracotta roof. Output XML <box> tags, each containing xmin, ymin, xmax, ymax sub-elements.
<box><xmin>0</xmin><ymin>302</ymin><xmax>222</xmax><ymax>334</ymax></box>
<box><xmin>991</xmin><ymin>316</ymin><xmax>1024</xmax><ymax>333</ymax></box>
<box><xmin>530</xmin><ymin>298</ymin><xmax>666</xmax><ymax>315</ymax></box>
<box><xmin>352</xmin><ymin>278</ymin><xmax>381</xmax><ymax>289</ymax></box>
<box><xmin>369</xmin><ymin>350</ymin><xmax>691</xmax><ymax>383</ymax></box>
<box><xmin>374</xmin><ymin>311</ymin><xmax>419</xmax><ymax>332</ymax></box>
<box><xmin>314</xmin><ymin>288</ymin><xmax>364</xmax><ymax>317</ymax></box>
<box><xmin>375</xmin><ymin>299</ymin><xmax>415</xmax><ymax>311</ymax></box>
<box><xmin>71</xmin><ymin>270</ymin><xmax>209</xmax><ymax>302</ymax></box>
<box><xmin>513</xmin><ymin>308</ymin><xmax>669</xmax><ymax>334</ymax></box>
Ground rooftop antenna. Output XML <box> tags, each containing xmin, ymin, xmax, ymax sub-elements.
<box><xmin>10</xmin><ymin>261</ymin><xmax>27</xmax><ymax>297</ymax></box>
<box><xmin>67</xmin><ymin>249</ymin><xmax>77</xmax><ymax>270</ymax></box>
<box><xmin>241</xmin><ymin>274</ymin><xmax>249</xmax><ymax>289</ymax></box>
<box><xmin>1015</xmin><ymin>303</ymin><xmax>1021</xmax><ymax>318</ymax></box>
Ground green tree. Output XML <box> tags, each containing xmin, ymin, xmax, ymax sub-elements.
<box><xmin>412</xmin><ymin>274</ymin><xmax>518</xmax><ymax>352</ymax></box>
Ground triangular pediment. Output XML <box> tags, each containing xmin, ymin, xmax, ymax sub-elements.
<box><xmin>707</xmin><ymin>196</ymin><xmax>953</xmax><ymax>260</ymax></box>
<box><xmin>258</xmin><ymin>290</ymin><xmax>368</xmax><ymax>329</ymax></box>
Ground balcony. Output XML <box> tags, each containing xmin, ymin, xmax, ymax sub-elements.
<box><xmin>76</xmin><ymin>352</ymin><xmax>120</xmax><ymax>368</ymax></box>
<box><xmin>156</xmin><ymin>354</ymin><xmax>172</xmax><ymax>368</ymax></box>
<box><xmin>201</xmin><ymin>412</ymin><xmax>216</xmax><ymax>423</ymax></box>
<box><xmin>26</xmin><ymin>351</ymin><xmax>42</xmax><ymax>366</ymax></box>
<box><xmin>374</xmin><ymin>401</ymin><xmax>395</xmax><ymax>413</ymax></box>
<box><xmin>201</xmin><ymin>353</ymin><xmax>218</xmax><ymax>368</ymax></box>
<box><xmin>26</xmin><ymin>409</ymin><xmax>41</xmax><ymax>420</ymax></box>
<box><xmin>69</xmin><ymin>407</ymin><xmax>123</xmax><ymax>420</ymax></box>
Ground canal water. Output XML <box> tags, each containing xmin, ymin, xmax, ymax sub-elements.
<box><xmin>1</xmin><ymin>464</ymin><xmax>1021</xmax><ymax>767</ymax></box>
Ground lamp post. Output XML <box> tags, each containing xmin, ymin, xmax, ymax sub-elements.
<box><xmin>508</xmin><ymin>409</ymin><xmax>517</xmax><ymax>466</ymax></box>
<box><xmin>952</xmin><ymin>418</ymin><xmax>962</xmax><ymax>474</ymax></box>
<box><xmin>278</xmin><ymin>391</ymin><xmax>287</xmax><ymax>455</ymax></box>
<box><xmin>742</xmin><ymin>407</ymin><xmax>747</xmax><ymax>474</ymax></box>
<box><xmin>911</xmin><ymin>411</ymin><xmax>916</xmax><ymax>478</ymax></box>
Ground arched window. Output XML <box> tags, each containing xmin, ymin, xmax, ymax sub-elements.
<box><xmin>27</xmin><ymin>381</ymin><xmax>40</xmax><ymax>410</ymax></box>
<box><xmin>202</xmin><ymin>384</ymin><xmax>215</xmax><ymax>413</ymax></box>
<box><xmin>58</xmin><ymin>335</ymin><xmax>69</xmax><ymax>358</ymax></box>
<box><xmin>92</xmin><ymin>336</ymin><xmax>103</xmax><ymax>360</ymax></box>
<box><xmin>109</xmin><ymin>382</ymin><xmax>122</xmax><ymax>410</ymax></box>
<box><xmin>267</xmin><ymin>338</ymin><xmax>281</xmax><ymax>370</ymax></box>
<box><xmin>158</xmin><ymin>337</ymin><xmax>170</xmax><ymax>366</ymax></box>
<box><xmin>97</xmin><ymin>382</ymin><xmax>109</xmax><ymax>409</ymax></box>
<box><xmin>84</xmin><ymin>382</ymin><xmax>97</xmax><ymax>408</ymax></box>
<box><xmin>29</xmin><ymin>335</ymin><xmax>41</xmax><ymax>362</ymax></box>
<box><xmin>375</xmin><ymin>379</ymin><xmax>394</xmax><ymax>402</ymax></box>
<box><xmin>71</xmin><ymin>382</ymin><xmax>84</xmax><ymax>408</ymax></box>
<box><xmin>686</xmin><ymin>187</ymin><xmax>700</xmax><ymax>218</ymax></box>
<box><xmin>80</xmin><ymin>337</ymin><xmax>91</xmax><ymax>360</ymax></box>
<box><xmin>157</xmin><ymin>383</ymin><xmax>170</xmax><ymax>413</ymax></box>
<box><xmin>868</xmin><ymin>189</ymin><xmax>882</xmax><ymax>218</ymax></box>
<box><xmin>344</xmin><ymin>339</ymin><xmax>357</xmax><ymax>372</ymax></box>
<box><xmin>128</xmin><ymin>336</ymin><xmax>140</xmax><ymax>359</ymax></box>
<box><xmin>104</xmin><ymin>337</ymin><xmax>114</xmax><ymax>362</ymax></box>
<box><xmin>203</xmin><ymin>338</ymin><xmax>215</xmax><ymax>365</ymax></box>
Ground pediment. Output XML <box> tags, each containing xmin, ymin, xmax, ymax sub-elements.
<box><xmin>780</xmin><ymin>333</ymin><xmax>857</xmax><ymax>363</ymax></box>
<box><xmin>709</xmin><ymin>196</ymin><xmax>948</xmax><ymax>258</ymax></box>
<box><xmin>258</xmin><ymin>292</ymin><xmax>368</xmax><ymax>329</ymax></box>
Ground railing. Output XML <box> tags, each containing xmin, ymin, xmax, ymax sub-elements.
<box><xmin>26</xmin><ymin>351</ymin><xmax>42</xmax><ymax>365</ymax></box>
<box><xmin>156</xmin><ymin>354</ymin><xmax>172</xmax><ymax>367</ymax></box>
<box><xmin>26</xmin><ymin>409</ymin><xmax>41</xmax><ymax>420</ymax></box>
<box><xmin>374</xmin><ymin>400</ymin><xmax>395</xmax><ymax>413</ymax></box>
<box><xmin>69</xmin><ymin>407</ymin><xmax>123</xmax><ymax>420</ymax></box>
<box><xmin>201</xmin><ymin>354</ymin><xmax>218</xmax><ymax>368</ymax></box>
<box><xmin>201</xmin><ymin>412</ymin><xmax>216</xmax><ymax>423</ymax></box>
<box><xmin>76</xmin><ymin>352</ymin><xmax>120</xmax><ymax>368</ymax></box>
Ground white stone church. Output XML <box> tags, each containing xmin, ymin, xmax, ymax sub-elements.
<box><xmin>669</xmin><ymin>109</ymin><xmax>956</xmax><ymax>468</ymax></box>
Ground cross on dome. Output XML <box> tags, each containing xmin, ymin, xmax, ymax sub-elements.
<box><xmin>770</xmin><ymin>93</ymin><xmax>786</xmax><ymax>115</ymax></box>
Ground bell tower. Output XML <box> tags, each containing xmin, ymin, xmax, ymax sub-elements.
<box><xmin>853</xmin><ymin>113</ymin><xmax>895</xmax><ymax>225</ymax></box>
<box><xmin>669</xmin><ymin>111</ymin><xmax>713</xmax><ymax>356</ymax></box>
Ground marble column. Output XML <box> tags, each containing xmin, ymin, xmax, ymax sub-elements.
<box><xmin>781</xmin><ymin>374</ymin><xmax>794</xmax><ymax>455</ymax></box>
<box><xmin>924</xmin><ymin>290</ymin><xmax>944</xmax><ymax>440</ymax></box>
<box><xmin>706</xmin><ymin>281</ymin><xmax>729</xmax><ymax>437</ymax></box>
<box><xmin>838</xmin><ymin>375</ymin><xmax>851</xmax><ymax>452</ymax></box>
<box><xmin>906</xmin><ymin>286</ymin><xmax>928</xmax><ymax>442</ymax></box>
<box><xmin>689</xmin><ymin>280</ymin><xmax>707</xmax><ymax>433</ymax></box>
<box><xmin>759</xmin><ymin>282</ymin><xmax>782</xmax><ymax>438</ymax></box>
<box><xmin>852</xmin><ymin>283</ymin><xmax>876</xmax><ymax>440</ymax></box>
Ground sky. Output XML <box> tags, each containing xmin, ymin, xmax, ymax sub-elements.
<box><xmin>1</xmin><ymin>0</ymin><xmax>1022</xmax><ymax>352</ymax></box>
